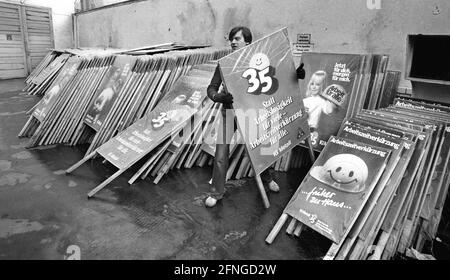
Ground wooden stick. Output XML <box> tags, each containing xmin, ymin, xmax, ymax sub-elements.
<box><xmin>323</xmin><ymin>242</ymin><xmax>340</xmax><ymax>260</ymax></box>
<box><xmin>293</xmin><ymin>223</ymin><xmax>304</xmax><ymax>237</ymax></box>
<box><xmin>306</xmin><ymin>137</ymin><xmax>316</xmax><ymax>162</ymax></box>
<box><xmin>65</xmin><ymin>150</ymin><xmax>97</xmax><ymax>174</ymax></box>
<box><xmin>265</xmin><ymin>213</ymin><xmax>288</xmax><ymax>244</ymax></box>
<box><xmin>286</xmin><ymin>217</ymin><xmax>297</xmax><ymax>235</ymax></box>
<box><xmin>87</xmin><ymin>168</ymin><xmax>125</xmax><ymax>198</ymax></box>
<box><xmin>255</xmin><ymin>174</ymin><xmax>270</xmax><ymax>209</ymax></box>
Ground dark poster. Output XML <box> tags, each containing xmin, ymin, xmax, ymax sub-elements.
<box><xmin>84</xmin><ymin>56</ymin><xmax>135</xmax><ymax>131</ymax></box>
<box><xmin>298</xmin><ymin>53</ymin><xmax>364</xmax><ymax>151</ymax></box>
<box><xmin>284</xmin><ymin>136</ymin><xmax>390</xmax><ymax>243</ymax></box>
<box><xmin>218</xmin><ymin>28</ymin><xmax>310</xmax><ymax>176</ymax></box>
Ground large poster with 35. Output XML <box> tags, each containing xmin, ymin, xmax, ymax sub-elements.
<box><xmin>218</xmin><ymin>28</ymin><xmax>310</xmax><ymax>176</ymax></box>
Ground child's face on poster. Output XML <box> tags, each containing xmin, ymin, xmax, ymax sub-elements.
<box><xmin>309</xmin><ymin>75</ymin><xmax>323</xmax><ymax>95</ymax></box>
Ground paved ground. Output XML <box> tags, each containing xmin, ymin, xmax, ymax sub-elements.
<box><xmin>0</xmin><ymin>78</ymin><xmax>331</xmax><ymax>260</ymax></box>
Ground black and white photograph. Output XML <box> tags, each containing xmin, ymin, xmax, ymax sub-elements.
<box><xmin>1</xmin><ymin>0</ymin><xmax>450</xmax><ymax>271</ymax></box>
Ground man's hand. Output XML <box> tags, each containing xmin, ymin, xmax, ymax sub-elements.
<box><xmin>215</xmin><ymin>92</ymin><xmax>233</xmax><ymax>104</ymax></box>
<box><xmin>296</xmin><ymin>63</ymin><xmax>305</xmax><ymax>80</ymax></box>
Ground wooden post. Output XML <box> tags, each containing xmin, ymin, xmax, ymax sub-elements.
<box><xmin>293</xmin><ymin>223</ymin><xmax>304</xmax><ymax>237</ymax></box>
<box><xmin>286</xmin><ymin>217</ymin><xmax>297</xmax><ymax>235</ymax></box>
<box><xmin>265</xmin><ymin>213</ymin><xmax>288</xmax><ymax>244</ymax></box>
<box><xmin>306</xmin><ymin>137</ymin><xmax>316</xmax><ymax>163</ymax></box>
<box><xmin>255</xmin><ymin>174</ymin><xmax>270</xmax><ymax>209</ymax></box>
<box><xmin>87</xmin><ymin>169</ymin><xmax>125</xmax><ymax>198</ymax></box>
<box><xmin>323</xmin><ymin>242</ymin><xmax>341</xmax><ymax>260</ymax></box>
<box><xmin>65</xmin><ymin>150</ymin><xmax>97</xmax><ymax>174</ymax></box>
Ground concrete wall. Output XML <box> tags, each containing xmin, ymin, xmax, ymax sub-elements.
<box><xmin>2</xmin><ymin>0</ymin><xmax>75</xmax><ymax>49</ymax></box>
<box><xmin>75</xmin><ymin>0</ymin><xmax>450</xmax><ymax>89</ymax></box>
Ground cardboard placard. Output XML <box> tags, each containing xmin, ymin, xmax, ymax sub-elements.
<box><xmin>218</xmin><ymin>28</ymin><xmax>310</xmax><ymax>176</ymax></box>
<box><xmin>284</xmin><ymin>136</ymin><xmax>390</xmax><ymax>243</ymax></box>
<box><xmin>298</xmin><ymin>53</ymin><xmax>364</xmax><ymax>151</ymax></box>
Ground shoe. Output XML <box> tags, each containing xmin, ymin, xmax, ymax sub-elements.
<box><xmin>205</xmin><ymin>196</ymin><xmax>218</xmax><ymax>207</ymax></box>
<box><xmin>268</xmin><ymin>180</ymin><xmax>280</xmax><ymax>192</ymax></box>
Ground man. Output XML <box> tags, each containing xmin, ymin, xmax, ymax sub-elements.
<box><xmin>205</xmin><ymin>26</ymin><xmax>305</xmax><ymax>207</ymax></box>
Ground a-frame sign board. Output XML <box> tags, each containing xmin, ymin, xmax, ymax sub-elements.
<box><xmin>218</xmin><ymin>27</ymin><xmax>313</xmax><ymax>208</ymax></box>
<box><xmin>65</xmin><ymin>62</ymin><xmax>218</xmax><ymax>197</ymax></box>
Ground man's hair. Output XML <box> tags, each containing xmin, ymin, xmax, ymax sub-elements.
<box><xmin>229</xmin><ymin>26</ymin><xmax>252</xmax><ymax>44</ymax></box>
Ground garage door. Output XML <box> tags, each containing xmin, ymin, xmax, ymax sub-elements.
<box><xmin>0</xmin><ymin>1</ymin><xmax>27</xmax><ymax>79</ymax></box>
<box><xmin>0</xmin><ymin>2</ymin><xmax>54</xmax><ymax>79</ymax></box>
<box><xmin>22</xmin><ymin>5</ymin><xmax>54</xmax><ymax>72</ymax></box>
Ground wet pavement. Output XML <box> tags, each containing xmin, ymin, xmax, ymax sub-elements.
<box><xmin>0</xmin><ymin>79</ymin><xmax>330</xmax><ymax>260</ymax></box>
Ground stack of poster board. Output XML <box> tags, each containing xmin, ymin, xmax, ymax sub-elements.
<box><xmin>23</xmin><ymin>50</ymin><xmax>71</xmax><ymax>96</ymax></box>
<box><xmin>18</xmin><ymin>55</ymin><xmax>116</xmax><ymax>145</ymax></box>
<box><xmin>219</xmin><ymin>52</ymin><xmax>394</xmax><ymax>178</ymax></box>
<box><xmin>19</xmin><ymin>47</ymin><xmax>230</xmax><ymax>150</ymax></box>
<box><xmin>23</xmin><ymin>50</ymin><xmax>60</xmax><ymax>92</ymax></box>
<box><xmin>266</xmin><ymin>96</ymin><xmax>450</xmax><ymax>260</ymax></box>
<box><xmin>65</xmin><ymin>28</ymin><xmax>313</xmax><ymax>208</ymax></box>
<box><xmin>65</xmin><ymin>61</ymin><xmax>219</xmax><ymax>197</ymax></box>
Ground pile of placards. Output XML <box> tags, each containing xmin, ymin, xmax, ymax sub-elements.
<box><xmin>19</xmin><ymin>54</ymin><xmax>116</xmax><ymax>144</ymax></box>
<box><xmin>80</xmin><ymin>47</ymin><xmax>230</xmax><ymax>156</ymax></box>
<box><xmin>65</xmin><ymin>61</ymin><xmax>221</xmax><ymax>197</ymax></box>
<box><xmin>23</xmin><ymin>50</ymin><xmax>70</xmax><ymax>95</ymax></box>
<box><xmin>217</xmin><ymin>52</ymin><xmax>395</xmax><ymax>179</ymax></box>
<box><xmin>19</xmin><ymin>47</ymin><xmax>230</xmax><ymax>151</ymax></box>
<box><xmin>265</xmin><ymin>96</ymin><xmax>450</xmax><ymax>260</ymax></box>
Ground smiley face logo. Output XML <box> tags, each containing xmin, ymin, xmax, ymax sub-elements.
<box><xmin>249</xmin><ymin>53</ymin><xmax>270</xmax><ymax>71</ymax></box>
<box><xmin>310</xmin><ymin>154</ymin><xmax>368</xmax><ymax>193</ymax></box>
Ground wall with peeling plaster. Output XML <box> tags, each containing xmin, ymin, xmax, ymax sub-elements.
<box><xmin>75</xmin><ymin>0</ymin><xmax>450</xmax><ymax>88</ymax></box>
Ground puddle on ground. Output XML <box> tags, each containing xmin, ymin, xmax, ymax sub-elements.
<box><xmin>0</xmin><ymin>218</ymin><xmax>44</xmax><ymax>238</ymax></box>
<box><xmin>0</xmin><ymin>173</ymin><xmax>31</xmax><ymax>186</ymax></box>
<box><xmin>0</xmin><ymin>111</ymin><xmax>27</xmax><ymax>116</ymax></box>
<box><xmin>0</xmin><ymin>160</ymin><xmax>12</xmax><ymax>172</ymax></box>
<box><xmin>40</xmin><ymin>238</ymin><xmax>52</xmax><ymax>244</ymax></box>
<box><xmin>10</xmin><ymin>142</ymin><xmax>28</xmax><ymax>149</ymax></box>
<box><xmin>68</xmin><ymin>180</ymin><xmax>77</xmax><ymax>188</ymax></box>
<box><xmin>193</xmin><ymin>193</ymin><xmax>211</xmax><ymax>207</ymax></box>
<box><xmin>27</xmin><ymin>144</ymin><xmax>58</xmax><ymax>151</ymax></box>
<box><xmin>11</xmin><ymin>151</ymin><xmax>33</xmax><ymax>160</ymax></box>
<box><xmin>224</xmin><ymin>231</ymin><xmax>247</xmax><ymax>243</ymax></box>
<box><xmin>225</xmin><ymin>179</ymin><xmax>247</xmax><ymax>189</ymax></box>
<box><xmin>32</xmin><ymin>185</ymin><xmax>43</xmax><ymax>191</ymax></box>
<box><xmin>53</xmin><ymin>170</ymin><xmax>66</xmax><ymax>175</ymax></box>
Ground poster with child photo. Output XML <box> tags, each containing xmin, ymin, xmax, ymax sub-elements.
<box><xmin>299</xmin><ymin>53</ymin><xmax>364</xmax><ymax>151</ymax></box>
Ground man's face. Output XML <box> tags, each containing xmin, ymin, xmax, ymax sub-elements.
<box><xmin>230</xmin><ymin>30</ymin><xmax>248</xmax><ymax>51</ymax></box>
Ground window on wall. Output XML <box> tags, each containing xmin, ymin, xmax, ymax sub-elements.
<box><xmin>75</xmin><ymin>0</ymin><xmax>133</xmax><ymax>13</ymax></box>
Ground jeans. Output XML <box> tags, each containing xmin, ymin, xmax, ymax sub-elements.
<box><xmin>211</xmin><ymin>108</ymin><xmax>274</xmax><ymax>199</ymax></box>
